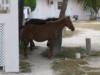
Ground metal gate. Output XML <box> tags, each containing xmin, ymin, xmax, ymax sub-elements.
<box><xmin>0</xmin><ymin>23</ymin><xmax>4</xmax><ymax>66</ymax></box>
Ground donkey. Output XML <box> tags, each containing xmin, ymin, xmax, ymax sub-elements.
<box><xmin>21</xmin><ymin>16</ymin><xmax>75</xmax><ymax>58</ymax></box>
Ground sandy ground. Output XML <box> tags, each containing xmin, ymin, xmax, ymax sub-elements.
<box><xmin>28</xmin><ymin>47</ymin><xmax>55</xmax><ymax>75</ymax></box>
<box><xmin>1</xmin><ymin>28</ymin><xmax>100</xmax><ymax>75</ymax></box>
<box><xmin>1</xmin><ymin>48</ymin><xmax>55</xmax><ymax>75</ymax></box>
<box><xmin>62</xmin><ymin>28</ymin><xmax>100</xmax><ymax>51</ymax></box>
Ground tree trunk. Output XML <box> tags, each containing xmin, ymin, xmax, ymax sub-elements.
<box><xmin>59</xmin><ymin>0</ymin><xmax>68</xmax><ymax>18</ymax></box>
<box><xmin>52</xmin><ymin>0</ymin><xmax>68</xmax><ymax>56</ymax></box>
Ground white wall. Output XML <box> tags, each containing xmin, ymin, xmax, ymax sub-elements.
<box><xmin>31</xmin><ymin>0</ymin><xmax>90</xmax><ymax>20</ymax></box>
<box><xmin>0</xmin><ymin>0</ymin><xmax>19</xmax><ymax>72</ymax></box>
<box><xmin>48</xmin><ymin>0</ymin><xmax>60</xmax><ymax>18</ymax></box>
<box><xmin>31</xmin><ymin>0</ymin><xmax>50</xmax><ymax>19</ymax></box>
<box><xmin>31</xmin><ymin>0</ymin><xmax>60</xmax><ymax>19</ymax></box>
<box><xmin>66</xmin><ymin>0</ymin><xmax>90</xmax><ymax>20</ymax></box>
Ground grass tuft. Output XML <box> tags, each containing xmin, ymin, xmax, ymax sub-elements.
<box><xmin>55</xmin><ymin>47</ymin><xmax>86</xmax><ymax>59</ymax></box>
<box><xmin>82</xmin><ymin>66</ymin><xmax>100</xmax><ymax>71</ymax></box>
<box><xmin>90</xmin><ymin>51</ymin><xmax>100</xmax><ymax>57</ymax></box>
<box><xmin>52</xmin><ymin>59</ymin><xmax>86</xmax><ymax>75</ymax></box>
<box><xmin>41</xmin><ymin>47</ymin><xmax>86</xmax><ymax>59</ymax></box>
<box><xmin>87</xmin><ymin>71</ymin><xmax>100</xmax><ymax>75</ymax></box>
<box><xmin>20</xmin><ymin>60</ymin><xmax>31</xmax><ymax>73</ymax></box>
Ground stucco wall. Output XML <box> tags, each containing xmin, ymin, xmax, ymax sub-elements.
<box><xmin>66</xmin><ymin>0</ymin><xmax>90</xmax><ymax>20</ymax></box>
<box><xmin>31</xmin><ymin>0</ymin><xmax>90</xmax><ymax>20</ymax></box>
<box><xmin>0</xmin><ymin>0</ymin><xmax>19</xmax><ymax>72</ymax></box>
<box><xmin>31</xmin><ymin>0</ymin><xmax>50</xmax><ymax>19</ymax></box>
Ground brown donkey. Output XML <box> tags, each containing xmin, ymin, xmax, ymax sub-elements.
<box><xmin>21</xmin><ymin>16</ymin><xmax>75</xmax><ymax>59</ymax></box>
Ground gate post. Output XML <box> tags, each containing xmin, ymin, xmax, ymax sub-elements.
<box><xmin>86</xmin><ymin>38</ymin><xmax>91</xmax><ymax>55</ymax></box>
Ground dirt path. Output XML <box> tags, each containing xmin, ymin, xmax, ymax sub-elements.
<box><xmin>29</xmin><ymin>46</ymin><xmax>55</xmax><ymax>75</ymax></box>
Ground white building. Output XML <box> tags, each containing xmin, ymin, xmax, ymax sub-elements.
<box><xmin>0</xmin><ymin>0</ymin><xmax>19</xmax><ymax>72</ymax></box>
<box><xmin>31</xmin><ymin>0</ymin><xmax>91</xmax><ymax>20</ymax></box>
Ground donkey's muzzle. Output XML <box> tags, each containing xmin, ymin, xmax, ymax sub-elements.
<box><xmin>71</xmin><ymin>27</ymin><xmax>75</xmax><ymax>31</ymax></box>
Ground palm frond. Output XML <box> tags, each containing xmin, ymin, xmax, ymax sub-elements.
<box><xmin>77</xmin><ymin>0</ymin><xmax>100</xmax><ymax>13</ymax></box>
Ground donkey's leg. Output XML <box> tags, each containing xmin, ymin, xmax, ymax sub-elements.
<box><xmin>23</xmin><ymin>41</ymin><xmax>29</xmax><ymax>58</ymax></box>
<box><xmin>47</xmin><ymin>39</ymin><xmax>60</xmax><ymax>59</ymax></box>
<box><xmin>51</xmin><ymin>38</ymin><xmax>61</xmax><ymax>57</ymax></box>
<box><xmin>47</xmin><ymin>41</ymin><xmax>50</xmax><ymax>48</ymax></box>
<box><xmin>30</xmin><ymin>40</ymin><xmax>35</xmax><ymax>51</ymax></box>
<box><xmin>47</xmin><ymin>40</ymin><xmax>54</xmax><ymax>59</ymax></box>
<box><xmin>48</xmin><ymin>49</ymin><xmax>53</xmax><ymax>59</ymax></box>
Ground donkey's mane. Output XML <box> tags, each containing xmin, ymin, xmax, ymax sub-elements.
<box><xmin>25</xmin><ymin>18</ymin><xmax>58</xmax><ymax>25</ymax></box>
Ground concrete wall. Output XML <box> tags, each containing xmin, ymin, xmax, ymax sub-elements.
<box><xmin>0</xmin><ymin>0</ymin><xmax>19</xmax><ymax>72</ymax></box>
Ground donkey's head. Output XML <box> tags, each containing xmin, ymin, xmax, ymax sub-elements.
<box><xmin>65</xmin><ymin>16</ymin><xmax>75</xmax><ymax>31</ymax></box>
